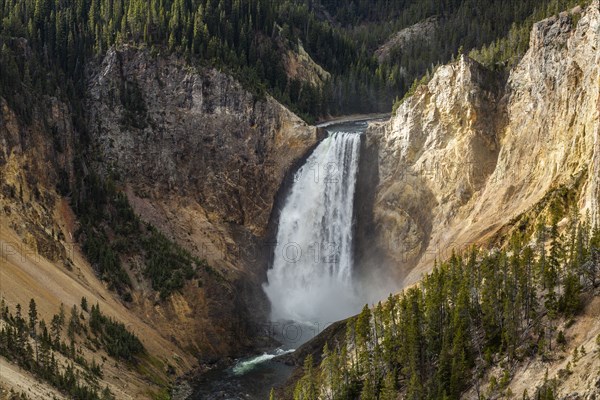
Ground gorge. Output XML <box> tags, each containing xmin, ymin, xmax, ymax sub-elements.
<box><xmin>1</xmin><ymin>0</ymin><xmax>600</xmax><ymax>399</ymax></box>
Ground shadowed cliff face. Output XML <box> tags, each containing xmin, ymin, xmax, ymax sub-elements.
<box><xmin>88</xmin><ymin>46</ymin><xmax>317</xmax><ymax>237</ymax></box>
<box><xmin>360</xmin><ymin>1</ymin><xmax>600</xmax><ymax>287</ymax></box>
<box><xmin>0</xmin><ymin>40</ymin><xmax>320</xmax><ymax>395</ymax></box>
<box><xmin>83</xmin><ymin>45</ymin><xmax>319</xmax><ymax>360</ymax></box>
<box><xmin>0</xmin><ymin>95</ymin><xmax>77</xmax><ymax>263</ymax></box>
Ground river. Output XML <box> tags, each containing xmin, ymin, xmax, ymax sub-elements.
<box><xmin>189</xmin><ymin>119</ymin><xmax>376</xmax><ymax>399</ymax></box>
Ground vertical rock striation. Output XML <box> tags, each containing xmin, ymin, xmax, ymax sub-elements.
<box><xmin>87</xmin><ymin>45</ymin><xmax>317</xmax><ymax>236</ymax></box>
<box><xmin>362</xmin><ymin>1</ymin><xmax>600</xmax><ymax>285</ymax></box>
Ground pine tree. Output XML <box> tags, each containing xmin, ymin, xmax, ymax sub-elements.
<box><xmin>450</xmin><ymin>280</ymin><xmax>471</xmax><ymax>397</ymax></box>
<box><xmin>406</xmin><ymin>371</ymin><xmax>423</xmax><ymax>400</ymax></box>
<box><xmin>560</xmin><ymin>272</ymin><xmax>581</xmax><ymax>316</ymax></box>
<box><xmin>294</xmin><ymin>354</ymin><xmax>318</xmax><ymax>400</ymax></box>
<box><xmin>586</xmin><ymin>219</ymin><xmax>600</xmax><ymax>288</ymax></box>
<box><xmin>359</xmin><ymin>373</ymin><xmax>377</xmax><ymax>400</ymax></box>
<box><xmin>28</xmin><ymin>299</ymin><xmax>38</xmax><ymax>337</ymax></box>
<box><xmin>58</xmin><ymin>303</ymin><xmax>66</xmax><ymax>327</ymax></box>
<box><xmin>67</xmin><ymin>304</ymin><xmax>79</xmax><ymax>341</ymax></box>
<box><xmin>546</xmin><ymin>214</ymin><xmax>563</xmax><ymax>311</ymax></box>
<box><xmin>320</xmin><ymin>343</ymin><xmax>344</xmax><ymax>399</ymax></box>
<box><xmin>355</xmin><ymin>305</ymin><xmax>372</xmax><ymax>375</ymax></box>
<box><xmin>379</xmin><ymin>369</ymin><xmax>397</xmax><ymax>400</ymax></box>
<box><xmin>537</xmin><ymin>221</ymin><xmax>548</xmax><ymax>286</ymax></box>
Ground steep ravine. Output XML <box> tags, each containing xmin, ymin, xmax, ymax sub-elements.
<box><xmin>1</xmin><ymin>2</ymin><xmax>599</xmax><ymax>398</ymax></box>
<box><xmin>1</xmin><ymin>91</ymin><xmax>199</xmax><ymax>398</ymax></box>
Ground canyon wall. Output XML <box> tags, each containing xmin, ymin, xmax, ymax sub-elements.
<box><xmin>362</xmin><ymin>1</ymin><xmax>600</xmax><ymax>286</ymax></box>
<box><xmin>1</xmin><ymin>43</ymin><xmax>319</xmax><ymax>396</ymax></box>
<box><xmin>87</xmin><ymin>45</ymin><xmax>317</xmax><ymax>237</ymax></box>
<box><xmin>84</xmin><ymin>45</ymin><xmax>319</xmax><ymax>359</ymax></box>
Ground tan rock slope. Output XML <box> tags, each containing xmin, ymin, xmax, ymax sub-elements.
<box><xmin>364</xmin><ymin>1</ymin><xmax>600</xmax><ymax>286</ymax></box>
<box><xmin>1</xmin><ymin>88</ymin><xmax>195</xmax><ymax>397</ymax></box>
<box><xmin>284</xmin><ymin>41</ymin><xmax>331</xmax><ymax>87</ymax></box>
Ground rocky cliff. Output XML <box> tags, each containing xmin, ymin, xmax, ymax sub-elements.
<box><xmin>1</xmin><ymin>86</ymin><xmax>199</xmax><ymax>399</ymax></box>
<box><xmin>0</xmin><ymin>93</ymin><xmax>77</xmax><ymax>264</ymax></box>
<box><xmin>362</xmin><ymin>1</ymin><xmax>600</xmax><ymax>286</ymax></box>
<box><xmin>82</xmin><ymin>45</ymin><xmax>319</xmax><ymax>361</ymax></box>
<box><xmin>1</xmin><ymin>43</ymin><xmax>319</xmax><ymax>397</ymax></box>
<box><xmin>88</xmin><ymin>46</ymin><xmax>317</xmax><ymax>236</ymax></box>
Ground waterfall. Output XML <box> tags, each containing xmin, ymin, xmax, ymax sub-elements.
<box><xmin>263</xmin><ymin>129</ymin><xmax>363</xmax><ymax>325</ymax></box>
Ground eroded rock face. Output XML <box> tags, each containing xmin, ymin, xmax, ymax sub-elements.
<box><xmin>361</xmin><ymin>56</ymin><xmax>504</xmax><ymax>280</ymax></box>
<box><xmin>363</xmin><ymin>1</ymin><xmax>600</xmax><ymax>285</ymax></box>
<box><xmin>85</xmin><ymin>46</ymin><xmax>319</xmax><ymax>359</ymax></box>
<box><xmin>0</xmin><ymin>95</ymin><xmax>77</xmax><ymax>263</ymax></box>
<box><xmin>1</xmin><ymin>41</ymin><xmax>318</xmax><ymax>372</ymax></box>
<box><xmin>87</xmin><ymin>45</ymin><xmax>317</xmax><ymax>236</ymax></box>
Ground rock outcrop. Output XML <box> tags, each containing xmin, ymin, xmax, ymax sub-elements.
<box><xmin>284</xmin><ymin>41</ymin><xmax>331</xmax><ymax>87</ymax></box>
<box><xmin>374</xmin><ymin>16</ymin><xmax>439</xmax><ymax>64</ymax></box>
<box><xmin>1</xmin><ymin>86</ymin><xmax>198</xmax><ymax>398</ymax></box>
<box><xmin>0</xmin><ymin>94</ymin><xmax>76</xmax><ymax>263</ymax></box>
<box><xmin>363</xmin><ymin>1</ymin><xmax>599</xmax><ymax>286</ymax></box>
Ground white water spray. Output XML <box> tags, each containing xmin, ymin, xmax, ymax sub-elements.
<box><xmin>263</xmin><ymin>131</ymin><xmax>363</xmax><ymax>324</ymax></box>
<box><xmin>231</xmin><ymin>348</ymin><xmax>294</xmax><ymax>376</ymax></box>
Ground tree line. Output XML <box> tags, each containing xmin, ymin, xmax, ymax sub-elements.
<box><xmin>315</xmin><ymin>0</ymin><xmax>589</xmax><ymax>83</ymax></box>
<box><xmin>0</xmin><ymin>0</ymin><xmax>390</xmax><ymax>121</ymax></box>
<box><xmin>2</xmin><ymin>0</ymin><xmax>588</xmax><ymax>123</ymax></box>
<box><xmin>468</xmin><ymin>0</ymin><xmax>586</xmax><ymax>69</ymax></box>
